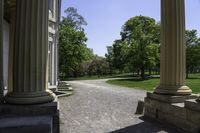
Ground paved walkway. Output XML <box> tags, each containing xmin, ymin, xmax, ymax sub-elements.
<box><xmin>59</xmin><ymin>79</ymin><xmax>180</xmax><ymax>133</ymax></box>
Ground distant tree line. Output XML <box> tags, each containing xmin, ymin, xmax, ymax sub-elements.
<box><xmin>59</xmin><ymin>7</ymin><xmax>200</xmax><ymax>79</ymax></box>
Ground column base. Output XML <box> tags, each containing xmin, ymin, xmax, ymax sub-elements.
<box><xmin>0</xmin><ymin>101</ymin><xmax>59</xmax><ymax>133</ymax></box>
<box><xmin>144</xmin><ymin>95</ymin><xmax>200</xmax><ymax>133</ymax></box>
<box><xmin>146</xmin><ymin>92</ymin><xmax>198</xmax><ymax>103</ymax></box>
<box><xmin>185</xmin><ymin>99</ymin><xmax>200</xmax><ymax>111</ymax></box>
<box><xmin>154</xmin><ymin>85</ymin><xmax>192</xmax><ymax>95</ymax></box>
<box><xmin>4</xmin><ymin>90</ymin><xmax>56</xmax><ymax>104</ymax></box>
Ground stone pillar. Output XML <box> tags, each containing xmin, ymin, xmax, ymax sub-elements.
<box><xmin>5</xmin><ymin>0</ymin><xmax>55</xmax><ymax>104</ymax></box>
<box><xmin>154</xmin><ymin>0</ymin><xmax>192</xmax><ymax>95</ymax></box>
<box><xmin>0</xmin><ymin>0</ymin><xmax>4</xmax><ymax>103</ymax></box>
<box><xmin>8</xmin><ymin>4</ymin><xmax>16</xmax><ymax>93</ymax></box>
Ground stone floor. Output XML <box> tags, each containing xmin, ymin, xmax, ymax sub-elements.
<box><xmin>59</xmin><ymin>79</ymin><xmax>180</xmax><ymax>133</ymax></box>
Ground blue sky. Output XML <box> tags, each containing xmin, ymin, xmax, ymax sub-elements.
<box><xmin>61</xmin><ymin>0</ymin><xmax>200</xmax><ymax>57</ymax></box>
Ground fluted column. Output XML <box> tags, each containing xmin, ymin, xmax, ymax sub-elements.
<box><xmin>0</xmin><ymin>0</ymin><xmax>4</xmax><ymax>103</ymax></box>
<box><xmin>5</xmin><ymin>0</ymin><xmax>55</xmax><ymax>104</ymax></box>
<box><xmin>154</xmin><ymin>0</ymin><xmax>192</xmax><ymax>95</ymax></box>
<box><xmin>8</xmin><ymin>2</ymin><xmax>16</xmax><ymax>93</ymax></box>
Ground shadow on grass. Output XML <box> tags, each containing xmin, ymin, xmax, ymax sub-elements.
<box><xmin>109</xmin><ymin>116</ymin><xmax>181</xmax><ymax>133</ymax></box>
<box><xmin>109</xmin><ymin>74</ymin><xmax>138</xmax><ymax>78</ymax></box>
<box><xmin>112</xmin><ymin>77</ymin><xmax>160</xmax><ymax>82</ymax></box>
<box><xmin>186</xmin><ymin>77</ymin><xmax>200</xmax><ymax>79</ymax></box>
<box><xmin>61</xmin><ymin>73</ymin><xmax>138</xmax><ymax>81</ymax></box>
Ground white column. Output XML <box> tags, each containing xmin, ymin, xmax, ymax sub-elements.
<box><xmin>154</xmin><ymin>0</ymin><xmax>192</xmax><ymax>95</ymax></box>
<box><xmin>0</xmin><ymin>0</ymin><xmax>4</xmax><ymax>103</ymax></box>
<box><xmin>55</xmin><ymin>37</ymin><xmax>58</xmax><ymax>86</ymax></box>
<box><xmin>5</xmin><ymin>0</ymin><xmax>55</xmax><ymax>104</ymax></box>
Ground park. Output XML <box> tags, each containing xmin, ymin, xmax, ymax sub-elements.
<box><xmin>1</xmin><ymin>0</ymin><xmax>200</xmax><ymax>133</ymax></box>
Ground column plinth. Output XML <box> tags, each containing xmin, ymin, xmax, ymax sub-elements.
<box><xmin>155</xmin><ymin>85</ymin><xmax>191</xmax><ymax>95</ymax></box>
<box><xmin>154</xmin><ymin>0</ymin><xmax>192</xmax><ymax>95</ymax></box>
<box><xmin>5</xmin><ymin>0</ymin><xmax>55</xmax><ymax>104</ymax></box>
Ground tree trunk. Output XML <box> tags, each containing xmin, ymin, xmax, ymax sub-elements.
<box><xmin>137</xmin><ymin>70</ymin><xmax>140</xmax><ymax>76</ymax></box>
<box><xmin>186</xmin><ymin>67</ymin><xmax>189</xmax><ymax>79</ymax></box>
<box><xmin>109</xmin><ymin>66</ymin><xmax>113</xmax><ymax>75</ymax></box>
<box><xmin>149</xmin><ymin>68</ymin><xmax>152</xmax><ymax>75</ymax></box>
<box><xmin>141</xmin><ymin>66</ymin><xmax>145</xmax><ymax>80</ymax></box>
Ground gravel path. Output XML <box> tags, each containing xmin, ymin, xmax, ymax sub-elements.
<box><xmin>59</xmin><ymin>79</ymin><xmax>179</xmax><ymax>133</ymax></box>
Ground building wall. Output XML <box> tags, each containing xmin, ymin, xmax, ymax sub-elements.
<box><xmin>48</xmin><ymin>0</ymin><xmax>60</xmax><ymax>90</ymax></box>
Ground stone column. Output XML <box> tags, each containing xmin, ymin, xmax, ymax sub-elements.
<box><xmin>154</xmin><ymin>0</ymin><xmax>192</xmax><ymax>95</ymax></box>
<box><xmin>8</xmin><ymin>3</ymin><xmax>16</xmax><ymax>93</ymax></box>
<box><xmin>0</xmin><ymin>0</ymin><xmax>4</xmax><ymax>103</ymax></box>
<box><xmin>5</xmin><ymin>0</ymin><xmax>55</xmax><ymax>104</ymax></box>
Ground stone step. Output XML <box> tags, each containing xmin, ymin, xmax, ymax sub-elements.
<box><xmin>0</xmin><ymin>125</ymin><xmax>51</xmax><ymax>133</ymax></box>
<box><xmin>58</xmin><ymin>87</ymin><xmax>73</xmax><ymax>91</ymax></box>
<box><xmin>0</xmin><ymin>116</ymin><xmax>52</xmax><ymax>133</ymax></box>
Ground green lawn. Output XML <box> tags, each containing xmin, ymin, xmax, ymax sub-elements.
<box><xmin>107</xmin><ymin>74</ymin><xmax>200</xmax><ymax>93</ymax></box>
<box><xmin>62</xmin><ymin>73</ymin><xmax>134</xmax><ymax>81</ymax></box>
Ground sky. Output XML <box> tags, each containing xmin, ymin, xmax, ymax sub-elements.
<box><xmin>61</xmin><ymin>0</ymin><xmax>200</xmax><ymax>57</ymax></box>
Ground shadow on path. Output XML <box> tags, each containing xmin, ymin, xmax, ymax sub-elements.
<box><xmin>110</xmin><ymin>116</ymin><xmax>181</xmax><ymax>133</ymax></box>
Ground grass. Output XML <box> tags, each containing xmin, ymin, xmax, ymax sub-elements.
<box><xmin>107</xmin><ymin>78</ymin><xmax>159</xmax><ymax>91</ymax></box>
<box><xmin>107</xmin><ymin>73</ymin><xmax>200</xmax><ymax>93</ymax></box>
<box><xmin>62</xmin><ymin>73</ymin><xmax>200</xmax><ymax>93</ymax></box>
<box><xmin>62</xmin><ymin>73</ymin><xmax>134</xmax><ymax>81</ymax></box>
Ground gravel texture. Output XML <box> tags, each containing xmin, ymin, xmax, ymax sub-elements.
<box><xmin>59</xmin><ymin>79</ymin><xmax>180</xmax><ymax>133</ymax></box>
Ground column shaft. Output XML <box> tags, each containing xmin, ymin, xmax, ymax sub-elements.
<box><xmin>154</xmin><ymin>0</ymin><xmax>192</xmax><ymax>95</ymax></box>
<box><xmin>0</xmin><ymin>0</ymin><xmax>4</xmax><ymax>103</ymax></box>
<box><xmin>7</xmin><ymin>7</ymin><xmax>16</xmax><ymax>93</ymax></box>
<box><xmin>5</xmin><ymin>0</ymin><xmax>55</xmax><ymax>104</ymax></box>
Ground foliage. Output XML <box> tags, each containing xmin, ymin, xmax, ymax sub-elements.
<box><xmin>87</xmin><ymin>56</ymin><xmax>110</xmax><ymax>77</ymax></box>
<box><xmin>63</xmin><ymin>7</ymin><xmax>87</xmax><ymax>31</ymax></box>
<box><xmin>121</xmin><ymin>16</ymin><xmax>160</xmax><ymax>79</ymax></box>
<box><xmin>106</xmin><ymin>16</ymin><xmax>160</xmax><ymax>79</ymax></box>
<box><xmin>105</xmin><ymin>46</ymin><xmax>114</xmax><ymax>74</ymax></box>
<box><xmin>59</xmin><ymin>7</ymin><xmax>93</xmax><ymax>77</ymax></box>
<box><xmin>186</xmin><ymin>29</ymin><xmax>200</xmax><ymax>78</ymax></box>
<box><xmin>59</xmin><ymin>9</ymin><xmax>200</xmax><ymax>80</ymax></box>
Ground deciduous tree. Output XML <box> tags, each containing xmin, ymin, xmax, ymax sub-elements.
<box><xmin>59</xmin><ymin>7</ymin><xmax>93</xmax><ymax>77</ymax></box>
<box><xmin>120</xmin><ymin>16</ymin><xmax>160</xmax><ymax>79</ymax></box>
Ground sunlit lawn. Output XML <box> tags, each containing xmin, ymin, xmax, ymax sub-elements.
<box><xmin>107</xmin><ymin>73</ymin><xmax>200</xmax><ymax>93</ymax></box>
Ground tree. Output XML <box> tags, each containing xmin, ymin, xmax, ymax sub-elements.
<box><xmin>186</xmin><ymin>29</ymin><xmax>200</xmax><ymax>78</ymax></box>
<box><xmin>105</xmin><ymin>46</ymin><xmax>114</xmax><ymax>75</ymax></box>
<box><xmin>59</xmin><ymin>7</ymin><xmax>93</xmax><ymax>77</ymax></box>
<box><xmin>62</xmin><ymin>7</ymin><xmax>87</xmax><ymax>31</ymax></box>
<box><xmin>87</xmin><ymin>56</ymin><xmax>110</xmax><ymax>77</ymax></box>
<box><xmin>120</xmin><ymin>16</ymin><xmax>160</xmax><ymax>79</ymax></box>
<box><xmin>111</xmin><ymin>40</ymin><xmax>128</xmax><ymax>73</ymax></box>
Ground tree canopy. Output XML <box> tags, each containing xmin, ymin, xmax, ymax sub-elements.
<box><xmin>106</xmin><ymin>16</ymin><xmax>160</xmax><ymax>79</ymax></box>
<box><xmin>59</xmin><ymin>7</ymin><xmax>93</xmax><ymax>77</ymax></box>
<box><xmin>59</xmin><ymin>10</ymin><xmax>200</xmax><ymax>79</ymax></box>
<box><xmin>186</xmin><ymin>29</ymin><xmax>200</xmax><ymax>78</ymax></box>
